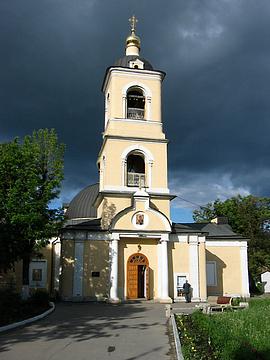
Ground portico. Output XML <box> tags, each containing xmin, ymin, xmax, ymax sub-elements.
<box><xmin>108</xmin><ymin>232</ymin><xmax>171</xmax><ymax>303</ymax></box>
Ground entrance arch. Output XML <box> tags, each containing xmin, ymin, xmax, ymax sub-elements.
<box><xmin>127</xmin><ymin>253</ymin><xmax>149</xmax><ymax>299</ymax></box>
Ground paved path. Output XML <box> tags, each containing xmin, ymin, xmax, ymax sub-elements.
<box><xmin>172</xmin><ymin>302</ymin><xmax>201</xmax><ymax>315</ymax></box>
<box><xmin>0</xmin><ymin>302</ymin><xmax>176</xmax><ymax>360</ymax></box>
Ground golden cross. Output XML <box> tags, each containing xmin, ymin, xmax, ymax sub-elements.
<box><xmin>129</xmin><ymin>15</ymin><xmax>138</xmax><ymax>33</ymax></box>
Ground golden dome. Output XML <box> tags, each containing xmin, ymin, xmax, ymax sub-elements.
<box><xmin>126</xmin><ymin>33</ymin><xmax>141</xmax><ymax>50</ymax></box>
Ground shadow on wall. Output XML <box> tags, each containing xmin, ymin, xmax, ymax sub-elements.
<box><xmin>60</xmin><ymin>240</ymin><xmax>75</xmax><ymax>298</ymax></box>
<box><xmin>206</xmin><ymin>250</ymin><xmax>226</xmax><ymax>296</ymax></box>
<box><xmin>84</xmin><ymin>241</ymin><xmax>111</xmax><ymax>300</ymax></box>
<box><xmin>167</xmin><ymin>241</ymin><xmax>174</xmax><ymax>299</ymax></box>
<box><xmin>60</xmin><ymin>239</ymin><xmax>113</xmax><ymax>301</ymax></box>
<box><xmin>101</xmin><ymin>199</ymin><xmax>116</xmax><ymax>229</ymax></box>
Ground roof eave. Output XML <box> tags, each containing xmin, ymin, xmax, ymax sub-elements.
<box><xmin>101</xmin><ymin>66</ymin><xmax>166</xmax><ymax>92</ymax></box>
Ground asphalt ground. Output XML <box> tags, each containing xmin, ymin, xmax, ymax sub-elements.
<box><xmin>0</xmin><ymin>301</ymin><xmax>178</xmax><ymax>360</ymax></box>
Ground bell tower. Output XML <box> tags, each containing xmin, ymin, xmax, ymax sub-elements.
<box><xmin>97</xmin><ymin>16</ymin><xmax>172</xmax><ymax>223</ymax></box>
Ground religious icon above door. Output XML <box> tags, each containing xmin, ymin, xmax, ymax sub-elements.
<box><xmin>136</xmin><ymin>213</ymin><xmax>144</xmax><ymax>225</ymax></box>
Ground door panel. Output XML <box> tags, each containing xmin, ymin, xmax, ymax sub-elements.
<box><xmin>127</xmin><ymin>264</ymin><xmax>138</xmax><ymax>299</ymax></box>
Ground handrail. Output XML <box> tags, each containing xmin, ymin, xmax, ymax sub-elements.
<box><xmin>127</xmin><ymin>108</ymin><xmax>144</xmax><ymax>120</ymax></box>
<box><xmin>127</xmin><ymin>172</ymin><xmax>146</xmax><ymax>187</ymax></box>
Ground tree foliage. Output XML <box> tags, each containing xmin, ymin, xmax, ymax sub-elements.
<box><xmin>193</xmin><ymin>195</ymin><xmax>270</xmax><ymax>278</ymax></box>
<box><xmin>0</xmin><ymin>129</ymin><xmax>65</xmax><ymax>273</ymax></box>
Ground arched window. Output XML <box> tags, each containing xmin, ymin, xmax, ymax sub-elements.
<box><xmin>127</xmin><ymin>88</ymin><xmax>145</xmax><ymax>120</ymax></box>
<box><xmin>127</xmin><ymin>153</ymin><xmax>146</xmax><ymax>187</ymax></box>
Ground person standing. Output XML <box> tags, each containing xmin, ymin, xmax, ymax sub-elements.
<box><xmin>183</xmin><ymin>280</ymin><xmax>191</xmax><ymax>303</ymax></box>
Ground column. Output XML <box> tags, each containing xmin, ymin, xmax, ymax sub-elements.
<box><xmin>189</xmin><ymin>235</ymin><xmax>200</xmax><ymax>301</ymax></box>
<box><xmin>157</xmin><ymin>242</ymin><xmax>162</xmax><ymax>299</ymax></box>
<box><xmin>160</xmin><ymin>235</ymin><xmax>172</xmax><ymax>303</ymax></box>
<box><xmin>73</xmin><ymin>240</ymin><xmax>84</xmax><ymax>298</ymax></box>
<box><xmin>148</xmin><ymin>160</ymin><xmax>153</xmax><ymax>189</ymax></box>
<box><xmin>146</xmin><ymin>96</ymin><xmax>152</xmax><ymax>120</ymax></box>
<box><xmin>53</xmin><ymin>239</ymin><xmax>61</xmax><ymax>291</ymax></box>
<box><xmin>122</xmin><ymin>95</ymin><xmax>126</xmax><ymax>118</ymax></box>
<box><xmin>99</xmin><ymin>167</ymin><xmax>104</xmax><ymax>191</ymax></box>
<box><xmin>121</xmin><ymin>159</ymin><xmax>127</xmax><ymax>187</ymax></box>
<box><xmin>198</xmin><ymin>236</ymin><xmax>207</xmax><ymax>301</ymax></box>
<box><xmin>240</xmin><ymin>242</ymin><xmax>250</xmax><ymax>298</ymax></box>
<box><xmin>109</xmin><ymin>234</ymin><xmax>120</xmax><ymax>302</ymax></box>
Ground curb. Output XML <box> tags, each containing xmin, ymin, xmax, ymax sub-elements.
<box><xmin>0</xmin><ymin>302</ymin><xmax>55</xmax><ymax>333</ymax></box>
<box><xmin>171</xmin><ymin>313</ymin><xmax>184</xmax><ymax>360</ymax></box>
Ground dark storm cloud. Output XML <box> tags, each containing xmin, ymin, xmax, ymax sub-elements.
<box><xmin>1</xmin><ymin>0</ymin><xmax>270</xmax><ymax>208</ymax></box>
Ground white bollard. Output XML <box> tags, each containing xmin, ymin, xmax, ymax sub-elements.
<box><xmin>165</xmin><ymin>304</ymin><xmax>172</xmax><ymax>318</ymax></box>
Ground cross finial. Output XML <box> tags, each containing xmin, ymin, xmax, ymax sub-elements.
<box><xmin>129</xmin><ymin>15</ymin><xmax>138</xmax><ymax>34</ymax></box>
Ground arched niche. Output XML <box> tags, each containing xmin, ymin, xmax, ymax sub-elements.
<box><xmin>121</xmin><ymin>145</ymin><xmax>154</xmax><ymax>189</ymax></box>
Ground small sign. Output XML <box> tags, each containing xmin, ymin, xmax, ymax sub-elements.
<box><xmin>92</xmin><ymin>272</ymin><xmax>100</xmax><ymax>277</ymax></box>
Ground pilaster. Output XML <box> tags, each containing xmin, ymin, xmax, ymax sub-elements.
<box><xmin>109</xmin><ymin>233</ymin><xmax>120</xmax><ymax>303</ymax></box>
<box><xmin>189</xmin><ymin>235</ymin><xmax>200</xmax><ymax>301</ymax></box>
<box><xmin>73</xmin><ymin>240</ymin><xmax>84</xmax><ymax>299</ymax></box>
<box><xmin>198</xmin><ymin>236</ymin><xmax>207</xmax><ymax>302</ymax></box>
<box><xmin>159</xmin><ymin>234</ymin><xmax>172</xmax><ymax>303</ymax></box>
<box><xmin>240</xmin><ymin>242</ymin><xmax>250</xmax><ymax>298</ymax></box>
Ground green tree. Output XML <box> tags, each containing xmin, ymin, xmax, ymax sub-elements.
<box><xmin>0</xmin><ymin>129</ymin><xmax>65</xmax><ymax>284</ymax></box>
<box><xmin>193</xmin><ymin>195</ymin><xmax>270</xmax><ymax>282</ymax></box>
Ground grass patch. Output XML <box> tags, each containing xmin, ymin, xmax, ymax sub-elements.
<box><xmin>176</xmin><ymin>298</ymin><xmax>270</xmax><ymax>360</ymax></box>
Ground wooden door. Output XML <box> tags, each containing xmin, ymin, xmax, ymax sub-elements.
<box><xmin>127</xmin><ymin>253</ymin><xmax>149</xmax><ymax>299</ymax></box>
<box><xmin>127</xmin><ymin>264</ymin><xmax>138</xmax><ymax>299</ymax></box>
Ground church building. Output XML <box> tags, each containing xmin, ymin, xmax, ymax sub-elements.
<box><xmin>59</xmin><ymin>17</ymin><xmax>250</xmax><ymax>303</ymax></box>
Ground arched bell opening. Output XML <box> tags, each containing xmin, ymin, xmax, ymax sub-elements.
<box><xmin>126</xmin><ymin>87</ymin><xmax>145</xmax><ymax>120</ymax></box>
<box><xmin>127</xmin><ymin>253</ymin><xmax>149</xmax><ymax>299</ymax></box>
<box><xmin>126</xmin><ymin>153</ymin><xmax>146</xmax><ymax>187</ymax></box>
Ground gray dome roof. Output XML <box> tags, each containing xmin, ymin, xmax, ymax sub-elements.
<box><xmin>66</xmin><ymin>183</ymin><xmax>99</xmax><ymax>219</ymax></box>
<box><xmin>114</xmin><ymin>55</ymin><xmax>153</xmax><ymax>70</ymax></box>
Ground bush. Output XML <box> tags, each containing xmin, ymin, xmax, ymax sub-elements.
<box><xmin>231</xmin><ymin>297</ymin><xmax>240</xmax><ymax>306</ymax></box>
<box><xmin>0</xmin><ymin>288</ymin><xmax>21</xmax><ymax>309</ymax></box>
<box><xmin>255</xmin><ymin>282</ymin><xmax>265</xmax><ymax>295</ymax></box>
<box><xmin>0</xmin><ymin>288</ymin><xmax>51</xmax><ymax>326</ymax></box>
<box><xmin>29</xmin><ymin>290</ymin><xmax>50</xmax><ymax>306</ymax></box>
<box><xmin>0</xmin><ymin>288</ymin><xmax>23</xmax><ymax>325</ymax></box>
